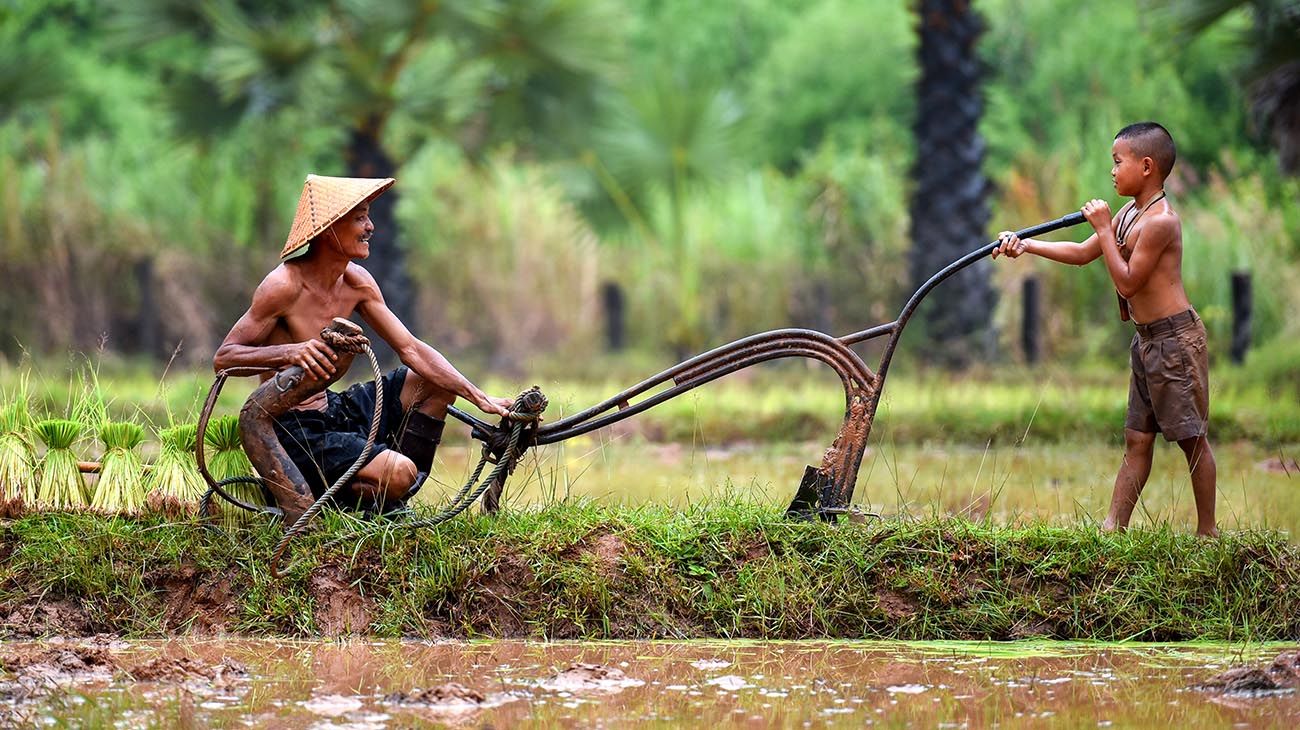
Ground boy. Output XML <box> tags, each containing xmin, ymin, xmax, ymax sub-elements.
<box><xmin>993</xmin><ymin>122</ymin><xmax>1217</xmax><ymax>537</ymax></box>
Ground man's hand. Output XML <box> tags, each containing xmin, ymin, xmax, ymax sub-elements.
<box><xmin>1082</xmin><ymin>199</ymin><xmax>1113</xmax><ymax>234</ymax></box>
<box><xmin>291</xmin><ymin>338</ymin><xmax>338</xmax><ymax>380</ymax></box>
<box><xmin>992</xmin><ymin>231</ymin><xmax>1027</xmax><ymax>259</ymax></box>
<box><xmin>475</xmin><ymin>395</ymin><xmax>515</xmax><ymax>419</ymax></box>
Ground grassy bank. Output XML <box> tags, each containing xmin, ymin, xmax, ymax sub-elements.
<box><xmin>2</xmin><ymin>505</ymin><xmax>1298</xmax><ymax>643</ymax></box>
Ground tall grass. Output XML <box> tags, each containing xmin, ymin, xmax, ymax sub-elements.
<box><xmin>90</xmin><ymin>421</ymin><xmax>147</xmax><ymax>515</ymax></box>
<box><xmin>203</xmin><ymin>415</ymin><xmax>263</xmax><ymax>530</ymax></box>
<box><xmin>0</xmin><ymin>399</ymin><xmax>36</xmax><ymax>516</ymax></box>
<box><xmin>145</xmin><ymin>424</ymin><xmax>206</xmax><ymax>517</ymax></box>
<box><xmin>32</xmin><ymin>419</ymin><xmax>88</xmax><ymax>511</ymax></box>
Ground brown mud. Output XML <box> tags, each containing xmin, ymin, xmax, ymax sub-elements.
<box><xmin>3</xmin><ymin>639</ymin><xmax>1299</xmax><ymax>728</ymax></box>
<box><xmin>1195</xmin><ymin>651</ymin><xmax>1300</xmax><ymax>695</ymax></box>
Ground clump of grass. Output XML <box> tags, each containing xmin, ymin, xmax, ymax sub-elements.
<box><xmin>90</xmin><ymin>421</ymin><xmax>147</xmax><ymax>515</ymax></box>
<box><xmin>32</xmin><ymin>419</ymin><xmax>89</xmax><ymax>511</ymax></box>
<box><xmin>204</xmin><ymin>415</ymin><xmax>264</xmax><ymax>529</ymax></box>
<box><xmin>0</xmin><ymin>399</ymin><xmax>37</xmax><ymax>517</ymax></box>
<box><xmin>145</xmin><ymin>424</ymin><xmax>205</xmax><ymax>517</ymax></box>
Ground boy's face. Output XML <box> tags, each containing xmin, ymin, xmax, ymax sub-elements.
<box><xmin>325</xmin><ymin>202</ymin><xmax>375</xmax><ymax>260</ymax></box>
<box><xmin>1110</xmin><ymin>139</ymin><xmax>1149</xmax><ymax>197</ymax></box>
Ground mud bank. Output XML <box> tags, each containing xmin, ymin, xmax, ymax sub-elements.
<box><xmin>2</xmin><ymin>507</ymin><xmax>1298</xmax><ymax>641</ymax></box>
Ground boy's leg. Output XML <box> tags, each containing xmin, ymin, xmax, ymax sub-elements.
<box><xmin>1104</xmin><ymin>428</ymin><xmax>1156</xmax><ymax>531</ymax></box>
<box><xmin>1177</xmin><ymin>434</ymin><xmax>1218</xmax><ymax>537</ymax></box>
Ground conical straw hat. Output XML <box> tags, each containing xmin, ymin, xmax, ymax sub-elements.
<box><xmin>280</xmin><ymin>174</ymin><xmax>395</xmax><ymax>260</ymax></box>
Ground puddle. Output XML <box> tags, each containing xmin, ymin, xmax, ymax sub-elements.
<box><xmin>2</xmin><ymin>639</ymin><xmax>1298</xmax><ymax>727</ymax></box>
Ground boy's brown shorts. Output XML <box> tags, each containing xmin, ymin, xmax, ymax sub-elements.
<box><xmin>1126</xmin><ymin>308</ymin><xmax>1209</xmax><ymax>442</ymax></box>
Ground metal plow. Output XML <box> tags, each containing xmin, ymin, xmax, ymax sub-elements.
<box><xmin>200</xmin><ymin>211</ymin><xmax>1085</xmax><ymax>544</ymax></box>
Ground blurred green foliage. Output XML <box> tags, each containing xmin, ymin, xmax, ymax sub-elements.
<box><xmin>0</xmin><ymin>0</ymin><xmax>1295</xmax><ymax>376</ymax></box>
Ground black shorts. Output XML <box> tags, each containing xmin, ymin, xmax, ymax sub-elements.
<box><xmin>272</xmin><ymin>367</ymin><xmax>410</xmax><ymax>504</ymax></box>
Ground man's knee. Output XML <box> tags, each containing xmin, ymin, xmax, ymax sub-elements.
<box><xmin>362</xmin><ymin>450</ymin><xmax>418</xmax><ymax>494</ymax></box>
<box><xmin>1124</xmin><ymin>428</ymin><xmax>1156</xmax><ymax>457</ymax></box>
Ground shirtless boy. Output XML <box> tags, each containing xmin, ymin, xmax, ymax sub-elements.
<box><xmin>993</xmin><ymin>122</ymin><xmax>1217</xmax><ymax>537</ymax></box>
<box><xmin>214</xmin><ymin>174</ymin><xmax>514</xmax><ymax>512</ymax></box>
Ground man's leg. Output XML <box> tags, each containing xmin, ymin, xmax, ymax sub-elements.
<box><xmin>393</xmin><ymin>371</ymin><xmax>455</xmax><ymax>497</ymax></box>
<box><xmin>1104</xmin><ymin>428</ymin><xmax>1156</xmax><ymax>532</ymax></box>
<box><xmin>351</xmin><ymin>450</ymin><xmax>418</xmax><ymax>507</ymax></box>
<box><xmin>1177</xmin><ymin>434</ymin><xmax>1218</xmax><ymax>537</ymax></box>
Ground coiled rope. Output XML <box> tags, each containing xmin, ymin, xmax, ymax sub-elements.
<box><xmin>318</xmin><ymin>386</ymin><xmax>547</xmax><ymax>555</ymax></box>
<box><xmin>197</xmin><ymin>325</ymin><xmax>548</xmax><ymax>578</ymax></box>
<box><xmin>197</xmin><ymin>325</ymin><xmax>384</xmax><ymax>540</ymax></box>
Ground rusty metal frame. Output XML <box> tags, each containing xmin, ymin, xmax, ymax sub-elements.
<box><xmin>444</xmin><ymin>212</ymin><xmax>1085</xmax><ymax>519</ymax></box>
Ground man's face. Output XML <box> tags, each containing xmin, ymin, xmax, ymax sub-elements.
<box><xmin>1110</xmin><ymin>139</ymin><xmax>1147</xmax><ymax>197</ymax></box>
<box><xmin>326</xmin><ymin>202</ymin><xmax>375</xmax><ymax>259</ymax></box>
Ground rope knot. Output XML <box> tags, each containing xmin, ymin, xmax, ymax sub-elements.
<box><xmin>508</xmin><ymin>385</ymin><xmax>548</xmax><ymax>422</ymax></box>
<box><xmin>320</xmin><ymin>317</ymin><xmax>370</xmax><ymax>354</ymax></box>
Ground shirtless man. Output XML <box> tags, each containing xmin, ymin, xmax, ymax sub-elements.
<box><xmin>214</xmin><ymin>175</ymin><xmax>513</xmax><ymax>513</ymax></box>
<box><xmin>993</xmin><ymin>122</ymin><xmax>1217</xmax><ymax>537</ymax></box>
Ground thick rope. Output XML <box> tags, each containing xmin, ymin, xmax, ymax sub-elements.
<box><xmin>320</xmin><ymin>388</ymin><xmax>547</xmax><ymax>554</ymax></box>
<box><xmin>269</xmin><ymin>344</ymin><xmax>383</xmax><ymax>577</ymax></box>
<box><xmin>197</xmin><ymin>326</ymin><xmax>381</xmax><ymax>534</ymax></box>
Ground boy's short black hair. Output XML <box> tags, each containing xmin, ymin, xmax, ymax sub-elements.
<box><xmin>1115</xmin><ymin>122</ymin><xmax>1177</xmax><ymax>178</ymax></box>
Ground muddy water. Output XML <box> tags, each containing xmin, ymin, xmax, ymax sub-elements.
<box><xmin>4</xmin><ymin>640</ymin><xmax>1299</xmax><ymax>728</ymax></box>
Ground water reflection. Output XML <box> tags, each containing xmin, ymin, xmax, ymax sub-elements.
<box><xmin>2</xmin><ymin>639</ymin><xmax>1297</xmax><ymax>727</ymax></box>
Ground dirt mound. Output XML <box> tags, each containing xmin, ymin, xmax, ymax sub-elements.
<box><xmin>309</xmin><ymin>565</ymin><xmax>372</xmax><ymax>636</ymax></box>
<box><xmin>538</xmin><ymin>662</ymin><xmax>643</xmax><ymax>693</ymax></box>
<box><xmin>1</xmin><ymin>600</ymin><xmax>94</xmax><ymax>639</ymax></box>
<box><xmin>386</xmin><ymin>682</ymin><xmax>485</xmax><ymax>706</ymax></box>
<box><xmin>0</xmin><ymin>644</ymin><xmax>115</xmax><ymax>675</ymax></box>
<box><xmin>1194</xmin><ymin>651</ymin><xmax>1300</xmax><ymax>695</ymax></box>
<box><xmin>124</xmin><ymin>656</ymin><xmax>246</xmax><ymax>686</ymax></box>
<box><xmin>157</xmin><ymin>566</ymin><xmax>237</xmax><ymax>634</ymax></box>
<box><xmin>0</xmin><ymin>643</ymin><xmax>117</xmax><ymax>706</ymax></box>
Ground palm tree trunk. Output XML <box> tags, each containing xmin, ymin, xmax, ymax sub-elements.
<box><xmin>346</xmin><ymin>120</ymin><xmax>416</xmax><ymax>331</ymax></box>
<box><xmin>908</xmin><ymin>0</ymin><xmax>995</xmax><ymax>367</ymax></box>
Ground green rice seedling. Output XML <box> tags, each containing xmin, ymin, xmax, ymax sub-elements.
<box><xmin>145</xmin><ymin>424</ymin><xmax>206</xmax><ymax>517</ymax></box>
<box><xmin>33</xmin><ymin>419</ymin><xmax>89</xmax><ymax>511</ymax></box>
<box><xmin>0</xmin><ymin>400</ymin><xmax>37</xmax><ymax>516</ymax></box>
<box><xmin>204</xmin><ymin>415</ymin><xmax>265</xmax><ymax>529</ymax></box>
<box><xmin>90</xmin><ymin>421</ymin><xmax>147</xmax><ymax>515</ymax></box>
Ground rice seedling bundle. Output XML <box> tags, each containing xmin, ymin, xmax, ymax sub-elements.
<box><xmin>0</xmin><ymin>401</ymin><xmax>37</xmax><ymax>516</ymax></box>
<box><xmin>33</xmin><ymin>419</ymin><xmax>89</xmax><ymax>511</ymax></box>
<box><xmin>91</xmin><ymin>421</ymin><xmax>147</xmax><ymax>515</ymax></box>
<box><xmin>145</xmin><ymin>424</ymin><xmax>206</xmax><ymax>517</ymax></box>
<box><xmin>204</xmin><ymin>415</ymin><xmax>265</xmax><ymax>529</ymax></box>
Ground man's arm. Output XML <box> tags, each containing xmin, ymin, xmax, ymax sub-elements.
<box><xmin>352</xmin><ymin>268</ymin><xmax>511</xmax><ymax>417</ymax></box>
<box><xmin>212</xmin><ymin>273</ymin><xmax>339</xmax><ymax>379</ymax></box>
<box><xmin>1083</xmin><ymin>200</ymin><xmax>1175</xmax><ymax>299</ymax></box>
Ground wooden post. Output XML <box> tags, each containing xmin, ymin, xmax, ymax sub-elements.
<box><xmin>1231</xmin><ymin>270</ymin><xmax>1252</xmax><ymax>364</ymax></box>
<box><xmin>134</xmin><ymin>256</ymin><xmax>159</xmax><ymax>358</ymax></box>
<box><xmin>1021</xmin><ymin>276</ymin><xmax>1041</xmax><ymax>364</ymax></box>
<box><xmin>602</xmin><ymin>281</ymin><xmax>625</xmax><ymax>352</ymax></box>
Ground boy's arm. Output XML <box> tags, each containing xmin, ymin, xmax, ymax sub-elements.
<box><xmin>213</xmin><ymin>273</ymin><xmax>339</xmax><ymax>379</ymax></box>
<box><xmin>352</xmin><ymin>268</ymin><xmax>512</xmax><ymax>417</ymax></box>
<box><xmin>1082</xmin><ymin>199</ymin><xmax>1175</xmax><ymax>298</ymax></box>
<box><xmin>994</xmin><ymin>231</ymin><xmax>1101</xmax><ymax>265</ymax></box>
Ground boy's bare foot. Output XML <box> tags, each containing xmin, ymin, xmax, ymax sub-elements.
<box><xmin>1196</xmin><ymin>526</ymin><xmax>1220</xmax><ymax>538</ymax></box>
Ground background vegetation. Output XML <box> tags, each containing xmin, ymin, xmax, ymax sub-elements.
<box><xmin>1</xmin><ymin>0</ymin><xmax>1295</xmax><ymax>377</ymax></box>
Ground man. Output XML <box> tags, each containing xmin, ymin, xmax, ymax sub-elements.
<box><xmin>994</xmin><ymin>123</ymin><xmax>1217</xmax><ymax>537</ymax></box>
<box><xmin>214</xmin><ymin>174</ymin><xmax>514</xmax><ymax>513</ymax></box>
